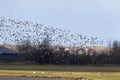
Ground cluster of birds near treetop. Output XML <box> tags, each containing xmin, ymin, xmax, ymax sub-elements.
<box><xmin>0</xmin><ymin>17</ymin><xmax>105</xmax><ymax>47</ymax></box>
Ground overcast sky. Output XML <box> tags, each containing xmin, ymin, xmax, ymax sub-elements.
<box><xmin>0</xmin><ymin>0</ymin><xmax>120</xmax><ymax>42</ymax></box>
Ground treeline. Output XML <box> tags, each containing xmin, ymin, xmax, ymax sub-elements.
<box><xmin>16</xmin><ymin>39</ymin><xmax>120</xmax><ymax>65</ymax></box>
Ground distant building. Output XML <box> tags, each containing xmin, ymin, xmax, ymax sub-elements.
<box><xmin>0</xmin><ymin>46</ymin><xmax>19</xmax><ymax>61</ymax></box>
<box><xmin>77</xmin><ymin>48</ymin><xmax>86</xmax><ymax>55</ymax></box>
<box><xmin>65</xmin><ymin>47</ymin><xmax>70</xmax><ymax>51</ymax></box>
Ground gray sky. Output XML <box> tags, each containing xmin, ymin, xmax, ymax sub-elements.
<box><xmin>0</xmin><ymin>0</ymin><xmax>120</xmax><ymax>42</ymax></box>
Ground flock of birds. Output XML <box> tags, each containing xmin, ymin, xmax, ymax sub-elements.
<box><xmin>0</xmin><ymin>17</ymin><xmax>105</xmax><ymax>47</ymax></box>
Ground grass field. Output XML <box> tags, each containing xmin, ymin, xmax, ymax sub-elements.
<box><xmin>0</xmin><ymin>64</ymin><xmax>120</xmax><ymax>80</ymax></box>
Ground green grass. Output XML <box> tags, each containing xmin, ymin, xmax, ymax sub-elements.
<box><xmin>0</xmin><ymin>64</ymin><xmax>120</xmax><ymax>80</ymax></box>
